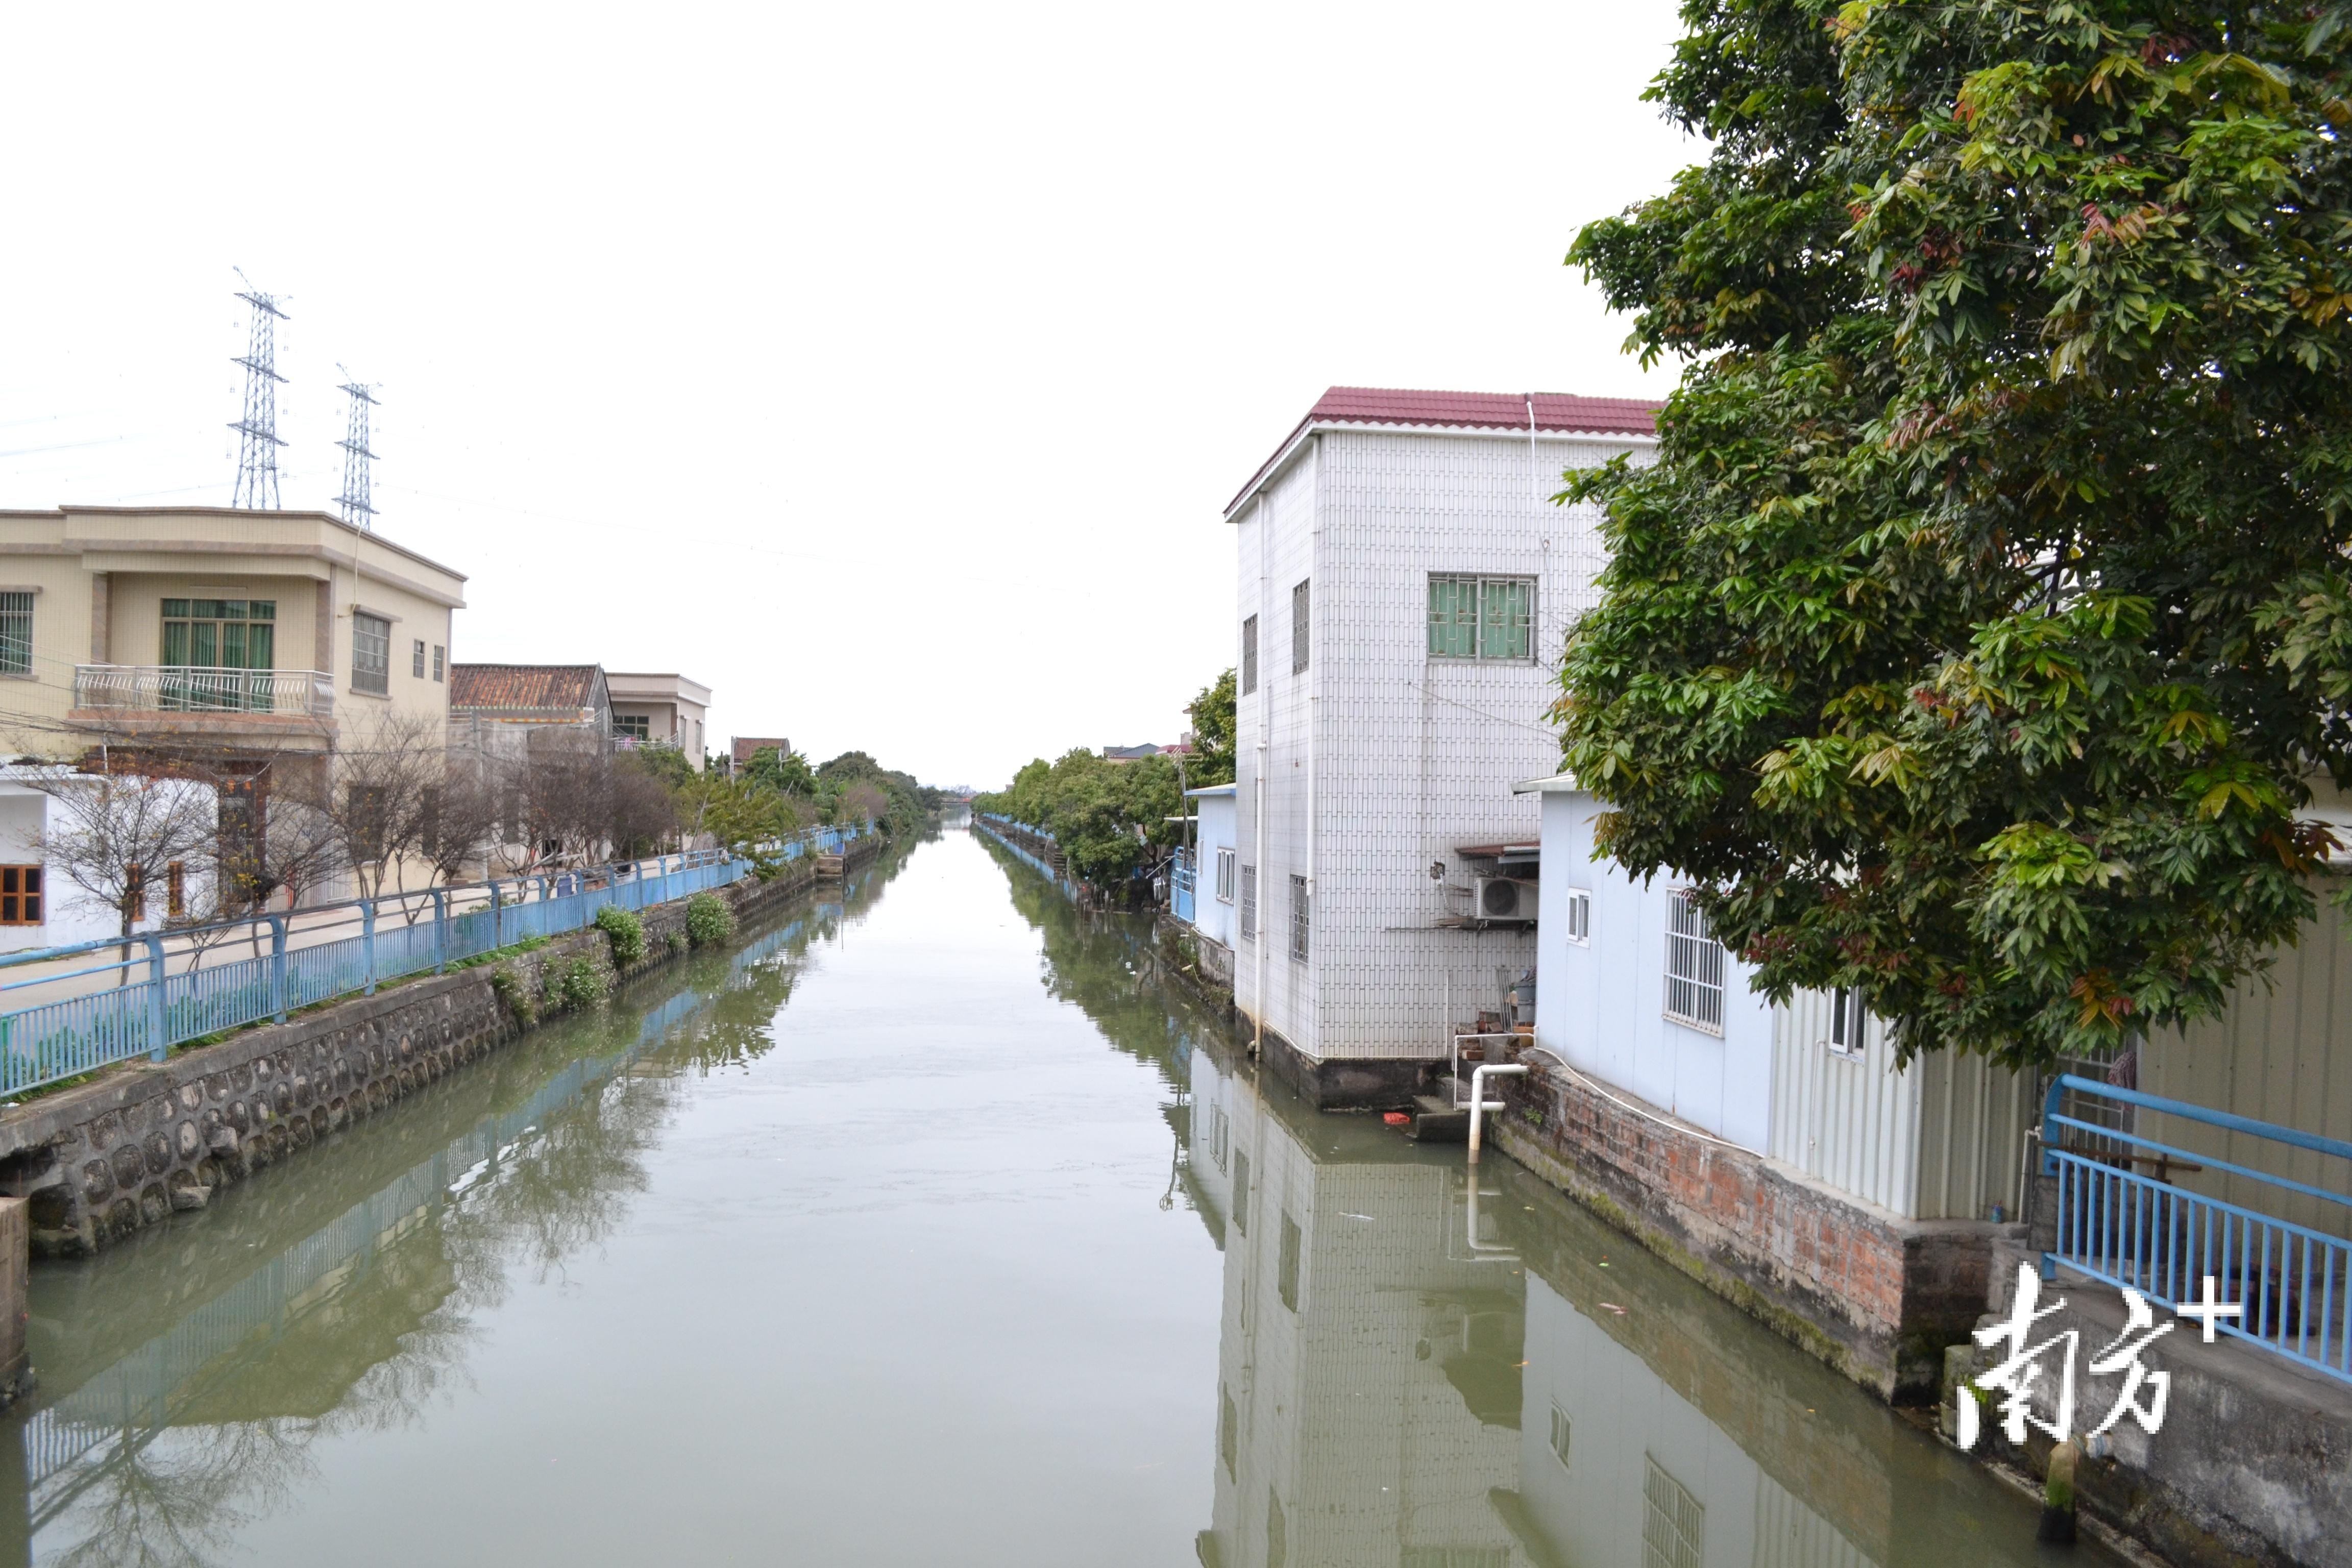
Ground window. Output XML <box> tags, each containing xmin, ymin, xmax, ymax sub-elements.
<box><xmin>1232</xmin><ymin>1150</ymin><xmax>1250</xmax><ymax>1235</ymax></box>
<box><xmin>352</xmin><ymin>611</ymin><xmax>390</xmax><ymax>696</ymax></box>
<box><xmin>412</xmin><ymin>639</ymin><xmax>427</xmax><ymax>678</ymax></box>
<box><xmin>1214</xmin><ymin>846</ymin><xmax>1236</xmax><ymax>903</ymax></box>
<box><xmin>1219</xmin><ymin>1386</ymin><xmax>1237</xmax><ymax>1477</ymax></box>
<box><xmin>1210</xmin><ymin>1104</ymin><xmax>1230</xmax><ymax>1173</ymax></box>
<box><xmin>1562</xmin><ymin>888</ymin><xmax>1591</xmax><ymax>945</ymax></box>
<box><xmin>1828</xmin><ymin>986</ymin><xmax>1865</xmax><ymax>1057</ymax></box>
<box><xmin>1288</xmin><ymin>874</ymin><xmax>1309</xmax><ymax>962</ymax></box>
<box><xmin>0</xmin><ymin>866</ymin><xmax>42</xmax><ymax>926</ymax></box>
<box><xmin>0</xmin><ymin>592</ymin><xmax>30</xmax><ymax>676</ymax></box>
<box><xmin>1549</xmin><ymin>1403</ymin><xmax>1573</xmax><ymax>1469</ymax></box>
<box><xmin>432</xmin><ymin>644</ymin><xmax>445</xmax><ymax>682</ymax></box>
<box><xmin>1290</xmin><ymin>579</ymin><xmax>1310</xmax><ymax>673</ymax></box>
<box><xmin>166</xmin><ymin>862</ymin><xmax>186</xmax><ymax>920</ymax></box>
<box><xmin>162</xmin><ymin>599</ymin><xmax>276</xmax><ymax>671</ymax></box>
<box><xmin>1643</xmin><ymin>1455</ymin><xmax>1704</xmax><ymax>1568</ymax></box>
<box><xmin>1663</xmin><ymin>890</ymin><xmax>1725</xmax><ymax>1034</ymax></box>
<box><xmin>1239</xmin><ymin>864</ymin><xmax>1257</xmax><ymax>941</ymax></box>
<box><xmin>1428</xmin><ymin>575</ymin><xmax>1535</xmax><ymax>660</ymax></box>
<box><xmin>125</xmin><ymin>865</ymin><xmax>145</xmax><ymax>922</ymax></box>
<box><xmin>1266</xmin><ymin>1490</ymin><xmax>1287</xmax><ymax>1568</ymax></box>
<box><xmin>1277</xmin><ymin>1212</ymin><xmax>1302</xmax><ymax>1311</ymax></box>
<box><xmin>1241</xmin><ymin>615</ymin><xmax>1258</xmax><ymax>695</ymax></box>
<box><xmin>616</xmin><ymin>714</ymin><xmax>651</xmax><ymax>741</ymax></box>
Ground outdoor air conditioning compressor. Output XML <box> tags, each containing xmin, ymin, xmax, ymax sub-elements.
<box><xmin>1472</xmin><ymin>875</ymin><xmax>1534</xmax><ymax>923</ymax></box>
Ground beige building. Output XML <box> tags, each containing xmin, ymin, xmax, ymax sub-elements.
<box><xmin>0</xmin><ymin>505</ymin><xmax>464</xmax><ymax>945</ymax></box>
<box><xmin>607</xmin><ymin>672</ymin><xmax>710</xmax><ymax>768</ymax></box>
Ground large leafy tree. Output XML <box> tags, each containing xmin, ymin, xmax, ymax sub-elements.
<box><xmin>1561</xmin><ymin>0</ymin><xmax>2352</xmax><ymax>1067</ymax></box>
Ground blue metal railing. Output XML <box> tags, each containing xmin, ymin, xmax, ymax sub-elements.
<box><xmin>1170</xmin><ymin>847</ymin><xmax>1196</xmax><ymax>923</ymax></box>
<box><xmin>2043</xmin><ymin>1073</ymin><xmax>2352</xmax><ymax>1384</ymax></box>
<box><xmin>0</xmin><ymin>823</ymin><xmax>869</xmax><ymax>1098</ymax></box>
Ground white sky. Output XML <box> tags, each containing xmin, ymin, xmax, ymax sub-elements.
<box><xmin>0</xmin><ymin>2</ymin><xmax>1694</xmax><ymax>791</ymax></box>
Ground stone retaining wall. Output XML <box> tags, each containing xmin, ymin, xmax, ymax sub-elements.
<box><xmin>1493</xmin><ymin>1054</ymin><xmax>2000</xmax><ymax>1402</ymax></box>
<box><xmin>0</xmin><ymin>853</ymin><xmax>828</xmax><ymax>1262</ymax></box>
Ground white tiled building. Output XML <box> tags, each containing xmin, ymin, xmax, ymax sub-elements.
<box><xmin>1224</xmin><ymin>387</ymin><xmax>1658</xmax><ymax>1106</ymax></box>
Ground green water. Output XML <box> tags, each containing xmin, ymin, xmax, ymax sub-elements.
<box><xmin>0</xmin><ymin>831</ymin><xmax>2110</xmax><ymax>1566</ymax></box>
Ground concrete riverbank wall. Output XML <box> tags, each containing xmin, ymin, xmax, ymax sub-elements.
<box><xmin>0</xmin><ymin>845</ymin><xmax>865</xmax><ymax>1267</ymax></box>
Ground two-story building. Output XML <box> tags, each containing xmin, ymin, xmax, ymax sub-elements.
<box><xmin>607</xmin><ymin>672</ymin><xmax>710</xmax><ymax>768</ymax></box>
<box><xmin>1223</xmin><ymin>386</ymin><xmax>1659</xmax><ymax>1107</ymax></box>
<box><xmin>0</xmin><ymin>506</ymin><xmax>464</xmax><ymax>946</ymax></box>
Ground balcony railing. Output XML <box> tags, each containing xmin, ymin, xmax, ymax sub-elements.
<box><xmin>72</xmin><ymin>665</ymin><xmax>335</xmax><ymax>719</ymax></box>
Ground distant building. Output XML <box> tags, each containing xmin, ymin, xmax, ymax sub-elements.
<box><xmin>1223</xmin><ymin>385</ymin><xmax>1660</xmax><ymax>1106</ymax></box>
<box><xmin>729</xmin><ymin>736</ymin><xmax>791</xmax><ymax>774</ymax></box>
<box><xmin>607</xmin><ymin>671</ymin><xmax>710</xmax><ymax>769</ymax></box>
<box><xmin>1103</xmin><ymin>742</ymin><xmax>1191</xmax><ymax>763</ymax></box>
<box><xmin>448</xmin><ymin>663</ymin><xmax>612</xmax><ymax>736</ymax></box>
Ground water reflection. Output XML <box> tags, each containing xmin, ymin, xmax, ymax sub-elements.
<box><xmin>4</xmin><ymin>853</ymin><xmax>906</xmax><ymax>1568</ymax></box>
<box><xmin>1184</xmin><ymin>1044</ymin><xmax>2109</xmax><ymax>1568</ymax></box>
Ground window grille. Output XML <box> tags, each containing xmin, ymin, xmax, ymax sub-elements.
<box><xmin>1428</xmin><ymin>575</ymin><xmax>1536</xmax><ymax>660</ymax></box>
<box><xmin>411</xmin><ymin>639</ymin><xmax>427</xmax><ymax>678</ymax></box>
<box><xmin>432</xmin><ymin>644</ymin><xmax>445</xmax><ymax>682</ymax></box>
<box><xmin>352</xmin><ymin>612</ymin><xmax>390</xmax><ymax>695</ymax></box>
<box><xmin>1277</xmin><ymin>1212</ymin><xmax>1302</xmax><ymax>1311</ymax></box>
<box><xmin>166</xmin><ymin>862</ymin><xmax>186</xmax><ymax>919</ymax></box>
<box><xmin>1290</xmin><ymin>580</ymin><xmax>1310</xmax><ymax>673</ymax></box>
<box><xmin>1288</xmin><ymin>874</ymin><xmax>1309</xmax><ymax>962</ymax></box>
<box><xmin>0</xmin><ymin>592</ymin><xmax>31</xmax><ymax>676</ymax></box>
<box><xmin>1662</xmin><ymin>890</ymin><xmax>1725</xmax><ymax>1033</ymax></box>
<box><xmin>0</xmin><ymin>866</ymin><xmax>42</xmax><ymax>926</ymax></box>
<box><xmin>1827</xmin><ymin>987</ymin><xmax>1864</xmax><ymax>1057</ymax></box>
<box><xmin>1241</xmin><ymin>615</ymin><xmax>1258</xmax><ymax>695</ymax></box>
<box><xmin>1562</xmin><ymin>888</ymin><xmax>1591</xmax><ymax>945</ymax></box>
<box><xmin>1239</xmin><ymin>865</ymin><xmax>1256</xmax><ymax>941</ymax></box>
<box><xmin>1215</xmin><ymin>846</ymin><xmax>1236</xmax><ymax>902</ymax></box>
<box><xmin>1643</xmin><ymin>1456</ymin><xmax>1704</xmax><ymax>1568</ymax></box>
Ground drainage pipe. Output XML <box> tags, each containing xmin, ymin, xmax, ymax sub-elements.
<box><xmin>1465</xmin><ymin>1063</ymin><xmax>1527</xmax><ymax>1166</ymax></box>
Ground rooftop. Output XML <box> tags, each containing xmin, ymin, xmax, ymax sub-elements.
<box><xmin>1226</xmin><ymin>385</ymin><xmax>1666</xmax><ymax>517</ymax></box>
<box><xmin>449</xmin><ymin>663</ymin><xmax>606</xmax><ymax>716</ymax></box>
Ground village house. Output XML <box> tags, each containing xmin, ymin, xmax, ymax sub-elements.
<box><xmin>0</xmin><ymin>505</ymin><xmax>463</xmax><ymax>949</ymax></box>
<box><xmin>607</xmin><ymin>671</ymin><xmax>710</xmax><ymax>767</ymax></box>
<box><xmin>1221</xmin><ymin>386</ymin><xmax>1659</xmax><ymax>1108</ymax></box>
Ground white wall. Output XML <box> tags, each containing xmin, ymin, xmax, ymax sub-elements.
<box><xmin>1534</xmin><ymin>786</ymin><xmax>1775</xmax><ymax>1152</ymax></box>
<box><xmin>0</xmin><ymin>777</ymin><xmax>219</xmax><ymax>953</ymax></box>
<box><xmin>1232</xmin><ymin>426</ymin><xmax>1645</xmax><ymax>1063</ymax></box>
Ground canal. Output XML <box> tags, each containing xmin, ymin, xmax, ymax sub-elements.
<box><xmin>0</xmin><ymin>829</ymin><xmax>2112</xmax><ymax>1566</ymax></box>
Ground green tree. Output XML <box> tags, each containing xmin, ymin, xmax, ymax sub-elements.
<box><xmin>1559</xmin><ymin>0</ymin><xmax>2352</xmax><ymax>1069</ymax></box>
<box><xmin>974</xmin><ymin>748</ymin><xmax>1182</xmax><ymax>885</ymax></box>
<box><xmin>745</xmin><ymin>746</ymin><xmax>817</xmax><ymax>796</ymax></box>
<box><xmin>1186</xmin><ymin>668</ymin><xmax>1237</xmax><ymax>788</ymax></box>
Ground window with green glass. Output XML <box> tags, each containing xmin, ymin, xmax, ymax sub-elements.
<box><xmin>160</xmin><ymin>599</ymin><xmax>276</xmax><ymax>670</ymax></box>
<box><xmin>1427</xmin><ymin>575</ymin><xmax>1534</xmax><ymax>661</ymax></box>
<box><xmin>0</xmin><ymin>593</ymin><xmax>31</xmax><ymax>676</ymax></box>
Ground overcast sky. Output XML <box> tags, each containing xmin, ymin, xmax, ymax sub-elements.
<box><xmin>0</xmin><ymin>2</ymin><xmax>1694</xmax><ymax>790</ymax></box>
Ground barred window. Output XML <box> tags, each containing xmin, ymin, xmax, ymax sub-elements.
<box><xmin>432</xmin><ymin>644</ymin><xmax>446</xmax><ymax>682</ymax></box>
<box><xmin>1428</xmin><ymin>575</ymin><xmax>1535</xmax><ymax>660</ymax></box>
<box><xmin>1662</xmin><ymin>890</ymin><xmax>1725</xmax><ymax>1034</ymax></box>
<box><xmin>1215</xmin><ymin>846</ymin><xmax>1236</xmax><ymax>902</ymax></box>
<box><xmin>1239</xmin><ymin>864</ymin><xmax>1257</xmax><ymax>941</ymax></box>
<box><xmin>1288</xmin><ymin>874</ymin><xmax>1309</xmax><ymax>962</ymax></box>
<box><xmin>412</xmin><ymin>639</ymin><xmax>427</xmax><ymax>678</ymax></box>
<box><xmin>0</xmin><ymin>592</ymin><xmax>30</xmax><ymax>676</ymax></box>
<box><xmin>1291</xmin><ymin>579</ymin><xmax>1310</xmax><ymax>674</ymax></box>
<box><xmin>1643</xmin><ymin>1455</ymin><xmax>1704</xmax><ymax>1568</ymax></box>
<box><xmin>1241</xmin><ymin>615</ymin><xmax>1258</xmax><ymax>695</ymax></box>
<box><xmin>352</xmin><ymin>612</ymin><xmax>390</xmax><ymax>696</ymax></box>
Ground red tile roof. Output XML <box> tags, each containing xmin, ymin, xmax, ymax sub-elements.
<box><xmin>1226</xmin><ymin>385</ymin><xmax>1666</xmax><ymax>516</ymax></box>
<box><xmin>449</xmin><ymin>664</ymin><xmax>608</xmax><ymax>717</ymax></box>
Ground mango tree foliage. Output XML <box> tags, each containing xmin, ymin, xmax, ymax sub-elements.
<box><xmin>1561</xmin><ymin>0</ymin><xmax>2352</xmax><ymax>1068</ymax></box>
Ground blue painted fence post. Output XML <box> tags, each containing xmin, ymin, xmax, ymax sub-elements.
<box><xmin>144</xmin><ymin>933</ymin><xmax>168</xmax><ymax>1062</ymax></box>
<box><xmin>269</xmin><ymin>914</ymin><xmax>289</xmax><ymax>1023</ymax></box>
<box><xmin>362</xmin><ymin>898</ymin><xmax>379</xmax><ymax>995</ymax></box>
<box><xmin>432</xmin><ymin>889</ymin><xmax>448</xmax><ymax>974</ymax></box>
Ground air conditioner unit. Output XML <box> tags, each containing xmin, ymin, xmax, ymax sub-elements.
<box><xmin>1472</xmin><ymin>876</ymin><xmax>1534</xmax><ymax>923</ymax></box>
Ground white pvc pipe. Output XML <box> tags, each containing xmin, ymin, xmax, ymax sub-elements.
<box><xmin>1466</xmin><ymin>1063</ymin><xmax>1527</xmax><ymax>1166</ymax></box>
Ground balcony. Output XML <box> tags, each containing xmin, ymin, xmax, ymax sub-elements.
<box><xmin>70</xmin><ymin>665</ymin><xmax>336</xmax><ymax>733</ymax></box>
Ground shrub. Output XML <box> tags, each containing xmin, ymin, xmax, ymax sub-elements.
<box><xmin>488</xmin><ymin>966</ymin><xmax>537</xmax><ymax>1028</ymax></box>
<box><xmin>595</xmin><ymin>904</ymin><xmax>647</xmax><ymax>967</ymax></box>
<box><xmin>684</xmin><ymin>892</ymin><xmax>735</xmax><ymax>948</ymax></box>
<box><xmin>667</xmin><ymin>932</ymin><xmax>689</xmax><ymax>956</ymax></box>
<box><xmin>553</xmin><ymin>957</ymin><xmax>606</xmax><ymax>1011</ymax></box>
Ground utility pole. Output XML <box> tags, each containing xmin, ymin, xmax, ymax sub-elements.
<box><xmin>335</xmin><ymin>370</ymin><xmax>378</xmax><ymax>530</ymax></box>
<box><xmin>228</xmin><ymin>276</ymin><xmax>289</xmax><ymax>510</ymax></box>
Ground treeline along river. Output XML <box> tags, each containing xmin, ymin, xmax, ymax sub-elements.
<box><xmin>0</xmin><ymin>830</ymin><xmax>2110</xmax><ymax>1565</ymax></box>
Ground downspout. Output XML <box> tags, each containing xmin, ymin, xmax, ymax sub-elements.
<box><xmin>1252</xmin><ymin>491</ymin><xmax>1271</xmax><ymax>1059</ymax></box>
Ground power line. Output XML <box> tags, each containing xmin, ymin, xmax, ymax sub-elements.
<box><xmin>228</xmin><ymin>273</ymin><xmax>289</xmax><ymax>510</ymax></box>
<box><xmin>335</xmin><ymin>369</ymin><xmax>378</xmax><ymax>530</ymax></box>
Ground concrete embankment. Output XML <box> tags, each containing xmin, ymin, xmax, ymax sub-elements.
<box><xmin>0</xmin><ymin>834</ymin><xmax>887</xmax><ymax>1266</ymax></box>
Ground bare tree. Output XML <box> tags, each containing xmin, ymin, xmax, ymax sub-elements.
<box><xmin>298</xmin><ymin>713</ymin><xmax>448</xmax><ymax>901</ymax></box>
<box><xmin>420</xmin><ymin>758</ymin><xmax>503</xmax><ymax>886</ymax></box>
<box><xmin>33</xmin><ymin>763</ymin><xmax>218</xmax><ymax>942</ymax></box>
<box><xmin>610</xmin><ymin>754</ymin><xmax>679</xmax><ymax>859</ymax></box>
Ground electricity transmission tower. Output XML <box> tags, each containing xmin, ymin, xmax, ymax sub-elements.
<box><xmin>228</xmin><ymin>278</ymin><xmax>289</xmax><ymax>509</ymax></box>
<box><xmin>335</xmin><ymin>371</ymin><xmax>378</xmax><ymax>530</ymax></box>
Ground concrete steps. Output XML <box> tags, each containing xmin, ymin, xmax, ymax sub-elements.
<box><xmin>1409</xmin><ymin>1084</ymin><xmax>1469</xmax><ymax>1143</ymax></box>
